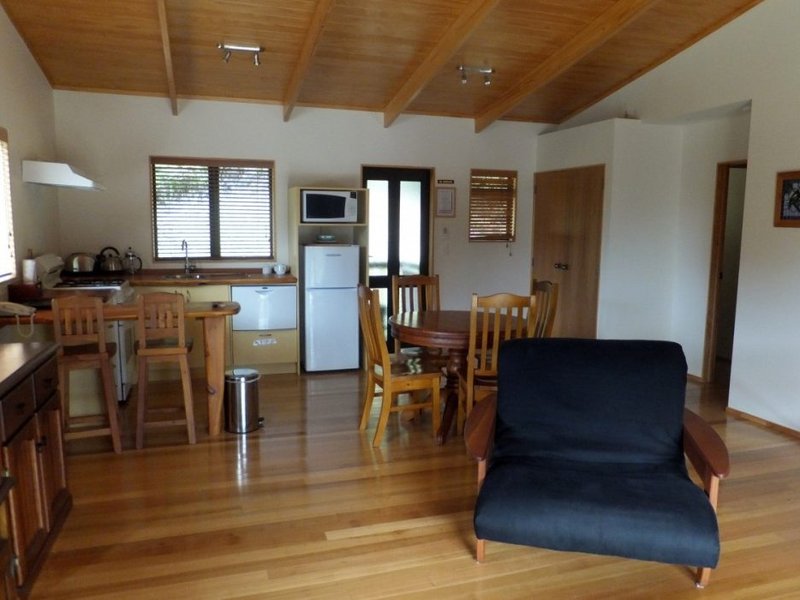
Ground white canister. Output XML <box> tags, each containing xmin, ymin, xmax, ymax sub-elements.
<box><xmin>22</xmin><ymin>258</ymin><xmax>36</xmax><ymax>283</ymax></box>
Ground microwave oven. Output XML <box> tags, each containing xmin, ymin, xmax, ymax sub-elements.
<box><xmin>301</xmin><ymin>189</ymin><xmax>358</xmax><ymax>223</ymax></box>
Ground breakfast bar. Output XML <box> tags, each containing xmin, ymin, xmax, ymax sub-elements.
<box><xmin>2</xmin><ymin>301</ymin><xmax>240</xmax><ymax>437</ymax></box>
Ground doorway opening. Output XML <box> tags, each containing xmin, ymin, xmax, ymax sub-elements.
<box><xmin>361</xmin><ymin>166</ymin><xmax>432</xmax><ymax>347</ymax></box>
<box><xmin>703</xmin><ymin>160</ymin><xmax>747</xmax><ymax>390</ymax></box>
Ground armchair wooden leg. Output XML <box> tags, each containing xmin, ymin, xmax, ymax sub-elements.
<box><xmin>696</xmin><ymin>566</ymin><xmax>711</xmax><ymax>588</ymax></box>
<box><xmin>476</xmin><ymin>538</ymin><xmax>486</xmax><ymax>563</ymax></box>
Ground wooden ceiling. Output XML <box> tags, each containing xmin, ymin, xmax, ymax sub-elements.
<box><xmin>1</xmin><ymin>0</ymin><xmax>763</xmax><ymax>132</ymax></box>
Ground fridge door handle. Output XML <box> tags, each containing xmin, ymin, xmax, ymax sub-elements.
<box><xmin>255</xmin><ymin>288</ymin><xmax>273</xmax><ymax>295</ymax></box>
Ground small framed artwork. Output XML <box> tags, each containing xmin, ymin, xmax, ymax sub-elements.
<box><xmin>436</xmin><ymin>187</ymin><xmax>456</xmax><ymax>218</ymax></box>
<box><xmin>775</xmin><ymin>170</ymin><xmax>800</xmax><ymax>227</ymax></box>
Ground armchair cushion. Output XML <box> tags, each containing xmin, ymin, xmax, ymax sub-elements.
<box><xmin>473</xmin><ymin>338</ymin><xmax>720</xmax><ymax>568</ymax></box>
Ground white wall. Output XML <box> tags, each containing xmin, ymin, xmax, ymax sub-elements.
<box><xmin>671</xmin><ymin>114</ymin><xmax>750</xmax><ymax>372</ymax></box>
<box><xmin>536</xmin><ymin>112</ymin><xmax>749</xmax><ymax>377</ymax></box>
<box><xmin>536</xmin><ymin>119</ymin><xmax>683</xmax><ymax>347</ymax></box>
<box><xmin>0</xmin><ymin>7</ymin><xmax>58</xmax><ymax>278</ymax></box>
<box><xmin>53</xmin><ymin>92</ymin><xmax>543</xmax><ymax>309</ymax></box>
<box><xmin>559</xmin><ymin>0</ymin><xmax>800</xmax><ymax>430</ymax></box>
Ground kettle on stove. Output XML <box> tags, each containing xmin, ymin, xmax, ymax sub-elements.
<box><xmin>124</xmin><ymin>247</ymin><xmax>143</xmax><ymax>274</ymax></box>
<box><xmin>98</xmin><ymin>246</ymin><xmax>125</xmax><ymax>273</ymax></box>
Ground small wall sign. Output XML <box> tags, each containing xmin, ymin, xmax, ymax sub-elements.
<box><xmin>436</xmin><ymin>187</ymin><xmax>456</xmax><ymax>218</ymax></box>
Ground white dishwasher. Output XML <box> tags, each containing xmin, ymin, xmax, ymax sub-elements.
<box><xmin>231</xmin><ymin>285</ymin><xmax>297</xmax><ymax>331</ymax></box>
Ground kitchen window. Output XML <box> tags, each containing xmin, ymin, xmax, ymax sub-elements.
<box><xmin>0</xmin><ymin>128</ymin><xmax>16</xmax><ymax>282</ymax></box>
<box><xmin>468</xmin><ymin>169</ymin><xmax>517</xmax><ymax>242</ymax></box>
<box><xmin>151</xmin><ymin>157</ymin><xmax>274</xmax><ymax>260</ymax></box>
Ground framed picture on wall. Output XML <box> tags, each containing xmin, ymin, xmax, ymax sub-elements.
<box><xmin>774</xmin><ymin>170</ymin><xmax>800</xmax><ymax>227</ymax></box>
<box><xmin>436</xmin><ymin>187</ymin><xmax>456</xmax><ymax>218</ymax></box>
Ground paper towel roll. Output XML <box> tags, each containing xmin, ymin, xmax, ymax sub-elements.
<box><xmin>22</xmin><ymin>258</ymin><xmax>36</xmax><ymax>284</ymax></box>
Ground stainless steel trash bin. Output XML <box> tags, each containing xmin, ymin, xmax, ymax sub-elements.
<box><xmin>224</xmin><ymin>368</ymin><xmax>262</xmax><ymax>433</ymax></box>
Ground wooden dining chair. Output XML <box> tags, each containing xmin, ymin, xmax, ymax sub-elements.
<box><xmin>357</xmin><ymin>284</ymin><xmax>442</xmax><ymax>447</ymax></box>
<box><xmin>530</xmin><ymin>279</ymin><xmax>559</xmax><ymax>338</ymax></box>
<box><xmin>51</xmin><ymin>295</ymin><xmax>122</xmax><ymax>454</ymax></box>
<box><xmin>391</xmin><ymin>274</ymin><xmax>440</xmax><ymax>355</ymax></box>
<box><xmin>135</xmin><ymin>292</ymin><xmax>196</xmax><ymax>449</ymax></box>
<box><xmin>457</xmin><ymin>292</ymin><xmax>537</xmax><ymax>433</ymax></box>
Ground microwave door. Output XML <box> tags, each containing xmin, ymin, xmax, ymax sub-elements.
<box><xmin>302</xmin><ymin>190</ymin><xmax>358</xmax><ymax>222</ymax></box>
<box><xmin>305</xmin><ymin>193</ymin><xmax>345</xmax><ymax>221</ymax></box>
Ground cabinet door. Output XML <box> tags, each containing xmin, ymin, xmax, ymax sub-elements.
<box><xmin>3</xmin><ymin>420</ymin><xmax>47</xmax><ymax>588</ymax></box>
<box><xmin>35</xmin><ymin>396</ymin><xmax>68</xmax><ymax>532</ymax></box>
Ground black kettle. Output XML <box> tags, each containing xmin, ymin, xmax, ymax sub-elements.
<box><xmin>98</xmin><ymin>246</ymin><xmax>125</xmax><ymax>272</ymax></box>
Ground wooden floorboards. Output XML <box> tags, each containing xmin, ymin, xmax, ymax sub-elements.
<box><xmin>30</xmin><ymin>370</ymin><xmax>800</xmax><ymax>599</ymax></box>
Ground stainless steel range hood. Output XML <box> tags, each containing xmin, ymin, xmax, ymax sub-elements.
<box><xmin>22</xmin><ymin>160</ymin><xmax>104</xmax><ymax>190</ymax></box>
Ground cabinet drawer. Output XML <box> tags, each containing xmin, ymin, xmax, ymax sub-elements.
<box><xmin>33</xmin><ymin>357</ymin><xmax>58</xmax><ymax>408</ymax></box>
<box><xmin>232</xmin><ymin>330</ymin><xmax>297</xmax><ymax>365</ymax></box>
<box><xmin>0</xmin><ymin>380</ymin><xmax>34</xmax><ymax>442</ymax></box>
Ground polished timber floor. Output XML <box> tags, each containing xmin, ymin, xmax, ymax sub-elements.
<box><xmin>31</xmin><ymin>366</ymin><xmax>800</xmax><ymax>599</ymax></box>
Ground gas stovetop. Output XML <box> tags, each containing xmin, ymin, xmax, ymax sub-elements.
<box><xmin>54</xmin><ymin>279</ymin><xmax>125</xmax><ymax>290</ymax></box>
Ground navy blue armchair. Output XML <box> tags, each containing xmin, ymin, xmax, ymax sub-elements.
<box><xmin>465</xmin><ymin>338</ymin><xmax>730</xmax><ymax>588</ymax></box>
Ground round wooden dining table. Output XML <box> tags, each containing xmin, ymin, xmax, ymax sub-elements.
<box><xmin>389</xmin><ymin>310</ymin><xmax>472</xmax><ymax>444</ymax></box>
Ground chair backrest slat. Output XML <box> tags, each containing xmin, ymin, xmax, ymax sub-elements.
<box><xmin>530</xmin><ymin>279</ymin><xmax>559</xmax><ymax>338</ymax></box>
<box><xmin>392</xmin><ymin>274</ymin><xmax>440</xmax><ymax>314</ymax></box>
<box><xmin>391</xmin><ymin>274</ymin><xmax>440</xmax><ymax>353</ymax></box>
<box><xmin>136</xmin><ymin>292</ymin><xmax>187</xmax><ymax>349</ymax></box>
<box><xmin>52</xmin><ymin>295</ymin><xmax>107</xmax><ymax>352</ymax></box>
<box><xmin>468</xmin><ymin>292</ymin><xmax>537</xmax><ymax>379</ymax></box>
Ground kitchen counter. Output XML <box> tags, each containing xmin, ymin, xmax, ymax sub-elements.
<box><xmin>129</xmin><ymin>269</ymin><xmax>297</xmax><ymax>286</ymax></box>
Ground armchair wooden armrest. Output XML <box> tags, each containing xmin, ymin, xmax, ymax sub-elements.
<box><xmin>683</xmin><ymin>408</ymin><xmax>730</xmax><ymax>510</ymax></box>
<box><xmin>465</xmin><ymin>393</ymin><xmax>497</xmax><ymax>488</ymax></box>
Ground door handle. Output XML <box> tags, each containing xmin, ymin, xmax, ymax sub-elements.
<box><xmin>554</xmin><ymin>262</ymin><xmax>570</xmax><ymax>271</ymax></box>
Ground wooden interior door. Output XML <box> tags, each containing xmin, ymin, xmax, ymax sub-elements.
<box><xmin>532</xmin><ymin>165</ymin><xmax>604</xmax><ymax>338</ymax></box>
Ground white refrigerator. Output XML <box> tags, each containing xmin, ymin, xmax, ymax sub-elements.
<box><xmin>302</xmin><ymin>244</ymin><xmax>360</xmax><ymax>371</ymax></box>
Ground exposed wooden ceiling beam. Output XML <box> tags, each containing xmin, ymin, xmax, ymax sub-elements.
<box><xmin>474</xmin><ymin>0</ymin><xmax>660</xmax><ymax>133</ymax></box>
<box><xmin>156</xmin><ymin>0</ymin><xmax>178</xmax><ymax>116</ymax></box>
<box><xmin>283</xmin><ymin>0</ymin><xmax>336</xmax><ymax>122</ymax></box>
<box><xmin>383</xmin><ymin>0</ymin><xmax>501</xmax><ymax>128</ymax></box>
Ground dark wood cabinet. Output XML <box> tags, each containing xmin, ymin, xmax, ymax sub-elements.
<box><xmin>0</xmin><ymin>477</ymin><xmax>17</xmax><ymax>600</ymax></box>
<box><xmin>0</xmin><ymin>343</ymin><xmax>71</xmax><ymax>597</ymax></box>
<box><xmin>3</xmin><ymin>419</ymin><xmax>47</xmax><ymax>589</ymax></box>
<box><xmin>35</xmin><ymin>395</ymin><xmax>68</xmax><ymax>533</ymax></box>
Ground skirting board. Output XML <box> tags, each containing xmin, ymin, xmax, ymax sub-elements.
<box><xmin>726</xmin><ymin>406</ymin><xmax>800</xmax><ymax>440</ymax></box>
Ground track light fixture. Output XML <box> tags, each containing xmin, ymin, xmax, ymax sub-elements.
<box><xmin>458</xmin><ymin>64</ymin><xmax>495</xmax><ymax>86</ymax></box>
<box><xmin>218</xmin><ymin>42</ymin><xmax>263</xmax><ymax>66</ymax></box>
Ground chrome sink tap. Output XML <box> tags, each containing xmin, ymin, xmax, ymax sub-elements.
<box><xmin>181</xmin><ymin>240</ymin><xmax>191</xmax><ymax>273</ymax></box>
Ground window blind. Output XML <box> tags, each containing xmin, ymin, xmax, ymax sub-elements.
<box><xmin>468</xmin><ymin>169</ymin><xmax>517</xmax><ymax>242</ymax></box>
<box><xmin>151</xmin><ymin>157</ymin><xmax>274</xmax><ymax>260</ymax></box>
<box><xmin>0</xmin><ymin>128</ymin><xmax>15</xmax><ymax>282</ymax></box>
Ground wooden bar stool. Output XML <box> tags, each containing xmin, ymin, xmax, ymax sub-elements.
<box><xmin>51</xmin><ymin>295</ymin><xmax>122</xmax><ymax>454</ymax></box>
<box><xmin>135</xmin><ymin>292</ymin><xmax>196</xmax><ymax>449</ymax></box>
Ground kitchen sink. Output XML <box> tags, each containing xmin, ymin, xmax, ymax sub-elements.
<box><xmin>159</xmin><ymin>272</ymin><xmax>264</xmax><ymax>280</ymax></box>
<box><xmin>160</xmin><ymin>273</ymin><xmax>208</xmax><ymax>280</ymax></box>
